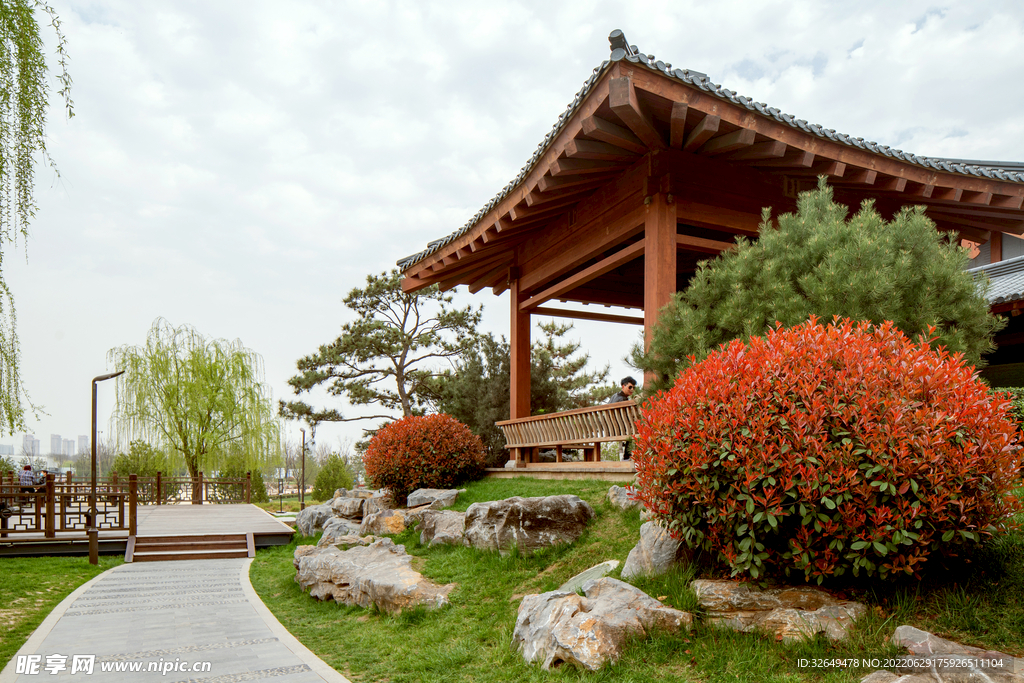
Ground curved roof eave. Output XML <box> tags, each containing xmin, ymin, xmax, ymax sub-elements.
<box><xmin>398</xmin><ymin>31</ymin><xmax>1024</xmax><ymax>272</ymax></box>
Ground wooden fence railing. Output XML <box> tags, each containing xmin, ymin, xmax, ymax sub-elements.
<box><xmin>496</xmin><ymin>401</ymin><xmax>641</xmax><ymax>464</ymax></box>
<box><xmin>0</xmin><ymin>473</ymin><xmax>138</xmax><ymax>539</ymax></box>
<box><xmin>2</xmin><ymin>471</ymin><xmax>252</xmax><ymax>506</ymax></box>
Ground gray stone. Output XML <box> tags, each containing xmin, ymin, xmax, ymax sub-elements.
<box><xmin>322</xmin><ymin>515</ymin><xmax>362</xmax><ymax>537</ymax></box>
<box><xmin>890</xmin><ymin>625</ymin><xmax>1024</xmax><ymax>678</ymax></box>
<box><xmin>418</xmin><ymin>510</ymin><xmax>466</xmax><ymax>547</ymax></box>
<box><xmin>691</xmin><ymin>579</ymin><xmax>866</xmax><ymax>642</ymax></box>
<box><xmin>558</xmin><ymin>560</ymin><xmax>619</xmax><ymax>593</ymax></box>
<box><xmin>464</xmin><ymin>495</ymin><xmax>595</xmax><ymax>556</ymax></box>
<box><xmin>406</xmin><ymin>488</ymin><xmax>464</xmax><ymax>509</ymax></box>
<box><xmin>317</xmin><ymin>531</ymin><xmax>378</xmax><ymax>548</ymax></box>
<box><xmin>513</xmin><ymin>577</ymin><xmax>692</xmax><ymax>671</ymax></box>
<box><xmin>347</xmin><ymin>488</ymin><xmax>377</xmax><ymax>500</ymax></box>
<box><xmin>294</xmin><ymin>538</ymin><xmax>455</xmax><ymax>615</ymax></box>
<box><xmin>504</xmin><ymin>460</ymin><xmax>516</xmax><ymax>469</ymax></box>
<box><xmin>621</xmin><ymin>522</ymin><xmax>690</xmax><ymax>579</ymax></box>
<box><xmin>331</xmin><ymin>496</ymin><xmax>365</xmax><ymax>519</ymax></box>
<box><xmin>364</xmin><ymin>492</ymin><xmax>393</xmax><ymax>517</ymax></box>
<box><xmin>295</xmin><ymin>503</ymin><xmax>334</xmax><ymax>536</ymax></box>
<box><xmin>359</xmin><ymin>509</ymin><xmax>408</xmax><ymax>536</ymax></box>
<box><xmin>606</xmin><ymin>485</ymin><xmax>640</xmax><ymax>511</ymax></box>
<box><xmin>859</xmin><ymin>672</ymin><xmax>899</xmax><ymax>683</ymax></box>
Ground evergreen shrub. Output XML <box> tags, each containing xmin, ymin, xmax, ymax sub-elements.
<box><xmin>634</xmin><ymin>317</ymin><xmax>1023</xmax><ymax>583</ymax></box>
<box><xmin>364</xmin><ymin>413</ymin><xmax>486</xmax><ymax>505</ymax></box>
<box><xmin>311</xmin><ymin>452</ymin><xmax>354</xmax><ymax>502</ymax></box>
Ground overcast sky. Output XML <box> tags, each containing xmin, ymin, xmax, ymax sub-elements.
<box><xmin>8</xmin><ymin>0</ymin><xmax>1024</xmax><ymax>459</ymax></box>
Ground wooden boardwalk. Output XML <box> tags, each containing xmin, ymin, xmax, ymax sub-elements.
<box><xmin>0</xmin><ymin>504</ymin><xmax>293</xmax><ymax>558</ymax></box>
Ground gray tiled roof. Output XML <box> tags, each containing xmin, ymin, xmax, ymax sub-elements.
<box><xmin>397</xmin><ymin>31</ymin><xmax>1024</xmax><ymax>271</ymax></box>
<box><xmin>968</xmin><ymin>254</ymin><xmax>1024</xmax><ymax>306</ymax></box>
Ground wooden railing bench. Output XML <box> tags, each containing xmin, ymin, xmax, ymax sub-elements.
<box><xmin>496</xmin><ymin>401</ymin><xmax>641</xmax><ymax>466</ymax></box>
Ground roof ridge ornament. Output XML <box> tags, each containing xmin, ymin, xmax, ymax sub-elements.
<box><xmin>608</xmin><ymin>29</ymin><xmax>637</xmax><ymax>61</ymax></box>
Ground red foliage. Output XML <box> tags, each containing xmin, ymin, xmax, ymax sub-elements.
<box><xmin>634</xmin><ymin>317</ymin><xmax>1023</xmax><ymax>582</ymax></box>
<box><xmin>364</xmin><ymin>413</ymin><xmax>486</xmax><ymax>506</ymax></box>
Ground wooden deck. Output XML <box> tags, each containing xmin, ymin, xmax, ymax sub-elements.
<box><xmin>485</xmin><ymin>460</ymin><xmax>636</xmax><ymax>481</ymax></box>
<box><xmin>0</xmin><ymin>504</ymin><xmax>293</xmax><ymax>558</ymax></box>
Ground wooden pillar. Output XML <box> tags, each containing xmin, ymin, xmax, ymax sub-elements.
<box><xmin>509</xmin><ymin>271</ymin><xmax>531</xmax><ymax>467</ymax></box>
<box><xmin>644</xmin><ymin>192</ymin><xmax>678</xmax><ymax>385</ymax></box>
<box><xmin>44</xmin><ymin>474</ymin><xmax>55</xmax><ymax>538</ymax></box>
<box><xmin>128</xmin><ymin>474</ymin><xmax>137</xmax><ymax>536</ymax></box>
<box><xmin>991</xmin><ymin>232</ymin><xmax>1003</xmax><ymax>264</ymax></box>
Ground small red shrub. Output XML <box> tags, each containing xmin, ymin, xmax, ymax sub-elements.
<box><xmin>634</xmin><ymin>317</ymin><xmax>1023</xmax><ymax>583</ymax></box>
<box><xmin>364</xmin><ymin>413</ymin><xmax>486</xmax><ymax>506</ymax></box>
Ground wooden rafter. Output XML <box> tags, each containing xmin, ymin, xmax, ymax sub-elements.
<box><xmin>565</xmin><ymin>138</ymin><xmax>639</xmax><ymax>161</ymax></box>
<box><xmin>520</xmin><ymin>240</ymin><xmax>645</xmax><ymax>311</ymax></box>
<box><xmin>682</xmin><ymin>114</ymin><xmax>720</xmax><ymax>152</ymax></box>
<box><xmin>581</xmin><ymin>116</ymin><xmax>647</xmax><ymax>154</ymax></box>
<box><xmin>669</xmin><ymin>102</ymin><xmax>688</xmax><ymax>148</ymax></box>
<box><xmin>609</xmin><ymin>77</ymin><xmax>665</xmax><ymax>150</ymax></box>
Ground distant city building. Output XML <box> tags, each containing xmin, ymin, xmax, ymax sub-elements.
<box><xmin>22</xmin><ymin>434</ymin><xmax>40</xmax><ymax>457</ymax></box>
<box><xmin>0</xmin><ymin>444</ymin><xmax>13</xmax><ymax>455</ymax></box>
<box><xmin>62</xmin><ymin>439</ymin><xmax>75</xmax><ymax>457</ymax></box>
<box><xmin>78</xmin><ymin>435</ymin><xmax>88</xmax><ymax>455</ymax></box>
<box><xmin>50</xmin><ymin>434</ymin><xmax>62</xmax><ymax>455</ymax></box>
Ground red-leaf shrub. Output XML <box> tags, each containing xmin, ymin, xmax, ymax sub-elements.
<box><xmin>364</xmin><ymin>413</ymin><xmax>486</xmax><ymax>506</ymax></box>
<box><xmin>634</xmin><ymin>317</ymin><xmax>1023</xmax><ymax>583</ymax></box>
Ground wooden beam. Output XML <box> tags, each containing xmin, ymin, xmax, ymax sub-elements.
<box><xmin>439</xmin><ymin>256</ymin><xmax>511</xmax><ymax>292</ymax></box>
<box><xmin>682</xmin><ymin>114</ymin><xmax>720</xmax><ymax>152</ymax></box>
<box><xmin>509</xmin><ymin>197</ymin><xmax>578</xmax><ymax>222</ymax></box>
<box><xmin>609</xmin><ymin>77</ymin><xmax>665</xmax><ymax>150</ymax></box>
<box><xmin>752</xmin><ymin>150</ymin><xmax>815</xmax><ymax>168</ymax></box>
<box><xmin>700</xmin><ymin>128</ymin><xmax>756</xmax><ymax>156</ymax></box>
<box><xmin>675</xmin><ymin>199</ymin><xmax>763</xmax><ymax>236</ymax></box>
<box><xmin>537</xmin><ymin>171</ymin><xmax>619</xmax><ymax>193</ymax></box>
<box><xmin>962</xmin><ymin>190</ymin><xmax>993</xmax><ymax>206</ymax></box>
<box><xmin>468</xmin><ymin>260</ymin><xmax>513</xmax><ymax>294</ymax></box>
<box><xmin>669</xmin><ymin>102</ymin><xmax>688</xmax><ymax>148</ymax></box>
<box><xmin>526</xmin><ymin>179</ymin><xmax>608</xmax><ymax>207</ymax></box>
<box><xmin>783</xmin><ymin>160</ymin><xmax>846</xmax><ymax>178</ymax></box>
<box><xmin>875</xmin><ymin>176</ymin><xmax>907</xmax><ymax>192</ymax></box>
<box><xmin>565</xmin><ymin>138</ymin><xmax>639</xmax><ymax>161</ymax></box>
<box><xmin>581</xmin><ymin>116</ymin><xmax>648</xmax><ymax>155</ymax></box>
<box><xmin>991</xmin><ymin>194</ymin><xmax>1024</xmax><ymax>210</ymax></box>
<box><xmin>400</xmin><ymin>275</ymin><xmax>430</xmax><ymax>293</ymax></box>
<box><xmin>929</xmin><ymin>219</ymin><xmax>990</xmax><ymax>244</ymax></box>
<box><xmin>520</xmin><ymin>240</ymin><xmax>645</xmax><ymax>310</ymax></box>
<box><xmin>838</xmin><ymin>168</ymin><xmax>877</xmax><ymax>185</ymax></box>
<box><xmin>676</xmin><ymin>233</ymin><xmax>737</xmax><ymax>254</ymax></box>
<box><xmin>926</xmin><ymin>210</ymin><xmax>1024</xmax><ymax>235</ymax></box>
<box><xmin>532</xmin><ymin>306</ymin><xmax>644</xmax><ymax>326</ymax></box>
<box><xmin>724</xmin><ymin>140</ymin><xmax>786</xmax><ymax>161</ymax></box>
<box><xmin>551</xmin><ymin>158</ymin><xmax>625</xmax><ymax>176</ymax></box>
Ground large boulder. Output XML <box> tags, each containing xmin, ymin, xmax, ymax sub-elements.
<box><xmin>295</xmin><ymin>504</ymin><xmax>334</xmax><ymax>536</ymax></box>
<box><xmin>418</xmin><ymin>510</ymin><xmax>466</xmax><ymax>547</ymax></box>
<box><xmin>513</xmin><ymin>577</ymin><xmax>692</xmax><ymax>671</ymax></box>
<box><xmin>331</xmin><ymin>496</ymin><xmax>365</xmax><ymax>519</ymax></box>
<box><xmin>884</xmin><ymin>626</ymin><xmax>1024</xmax><ymax>680</ymax></box>
<box><xmin>318</xmin><ymin>532</ymin><xmax>378</xmax><ymax>549</ymax></box>
<box><xmin>359</xmin><ymin>509</ymin><xmax>408</xmax><ymax>536</ymax></box>
<box><xmin>606</xmin><ymin>486</ymin><xmax>640</xmax><ymax>511</ymax></box>
<box><xmin>621</xmin><ymin>522</ymin><xmax>690</xmax><ymax>579</ymax></box>
<box><xmin>293</xmin><ymin>538</ymin><xmax>455</xmax><ymax>614</ymax></box>
<box><xmin>406</xmin><ymin>488</ymin><xmax>464</xmax><ymax>509</ymax></box>
<box><xmin>322</xmin><ymin>516</ymin><xmax>362</xmax><ymax>538</ymax></box>
<box><xmin>558</xmin><ymin>560</ymin><xmax>619</xmax><ymax>593</ymax></box>
<box><xmin>363</xmin><ymin>492</ymin><xmax>393</xmax><ymax>517</ymax></box>
<box><xmin>464</xmin><ymin>495</ymin><xmax>594</xmax><ymax>556</ymax></box>
<box><xmin>692</xmin><ymin>579</ymin><xmax>866</xmax><ymax>642</ymax></box>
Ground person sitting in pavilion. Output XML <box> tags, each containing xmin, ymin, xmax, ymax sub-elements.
<box><xmin>606</xmin><ymin>376</ymin><xmax>638</xmax><ymax>460</ymax></box>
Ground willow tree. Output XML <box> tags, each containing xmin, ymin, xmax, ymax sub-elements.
<box><xmin>108</xmin><ymin>319</ymin><xmax>280</xmax><ymax>479</ymax></box>
<box><xmin>0</xmin><ymin>1</ymin><xmax>73</xmax><ymax>433</ymax></box>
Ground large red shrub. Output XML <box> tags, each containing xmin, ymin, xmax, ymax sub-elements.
<box><xmin>364</xmin><ymin>413</ymin><xmax>486</xmax><ymax>506</ymax></box>
<box><xmin>634</xmin><ymin>317</ymin><xmax>1022</xmax><ymax>583</ymax></box>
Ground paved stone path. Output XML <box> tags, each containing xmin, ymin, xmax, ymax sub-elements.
<box><xmin>2</xmin><ymin>559</ymin><xmax>348</xmax><ymax>683</ymax></box>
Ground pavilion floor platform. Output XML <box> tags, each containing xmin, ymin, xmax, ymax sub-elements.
<box><xmin>485</xmin><ymin>461</ymin><xmax>636</xmax><ymax>482</ymax></box>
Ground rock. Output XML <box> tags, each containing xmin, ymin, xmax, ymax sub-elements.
<box><xmin>331</xmin><ymin>496</ymin><xmax>365</xmax><ymax>519</ymax></box>
<box><xmin>504</xmin><ymin>460</ymin><xmax>516</xmax><ymax>469</ymax></box>
<box><xmin>347</xmin><ymin>488</ymin><xmax>377</xmax><ymax>500</ymax></box>
<box><xmin>406</xmin><ymin>488</ymin><xmax>464</xmax><ymax>509</ymax></box>
<box><xmin>691</xmin><ymin>579</ymin><xmax>866</xmax><ymax>642</ymax></box>
<box><xmin>364</xmin><ymin>492</ymin><xmax>393</xmax><ymax>517</ymax></box>
<box><xmin>295</xmin><ymin>504</ymin><xmax>334</xmax><ymax>536</ymax></box>
<box><xmin>859</xmin><ymin>672</ymin><xmax>899</xmax><ymax>683</ymax></box>
<box><xmin>513</xmin><ymin>577</ymin><xmax>692</xmax><ymax>671</ymax></box>
<box><xmin>464</xmin><ymin>495</ymin><xmax>595</xmax><ymax>556</ymax></box>
<box><xmin>621</xmin><ymin>522</ymin><xmax>690</xmax><ymax>579</ymax></box>
<box><xmin>293</xmin><ymin>538</ymin><xmax>455</xmax><ymax>615</ymax></box>
<box><xmin>606</xmin><ymin>485</ymin><xmax>640</xmax><ymax>511</ymax></box>
<box><xmin>322</xmin><ymin>516</ymin><xmax>362</xmax><ymax>537</ymax></box>
<box><xmin>890</xmin><ymin>625</ymin><xmax>1024</xmax><ymax>678</ymax></box>
<box><xmin>418</xmin><ymin>510</ymin><xmax>466</xmax><ymax>547</ymax></box>
<box><xmin>333</xmin><ymin>489</ymin><xmax>348</xmax><ymax>499</ymax></box>
<box><xmin>359</xmin><ymin>509</ymin><xmax>408</xmax><ymax>536</ymax></box>
<box><xmin>558</xmin><ymin>560</ymin><xmax>619</xmax><ymax>593</ymax></box>
<box><xmin>538</xmin><ymin>449</ymin><xmax>557</xmax><ymax>463</ymax></box>
<box><xmin>317</xmin><ymin>532</ymin><xmax>378</xmax><ymax>548</ymax></box>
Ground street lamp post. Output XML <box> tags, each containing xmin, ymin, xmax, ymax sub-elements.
<box><xmin>90</xmin><ymin>370</ymin><xmax>124</xmax><ymax>565</ymax></box>
<box><xmin>299</xmin><ymin>428</ymin><xmax>306</xmax><ymax>511</ymax></box>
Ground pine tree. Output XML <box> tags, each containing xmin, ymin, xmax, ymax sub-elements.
<box><xmin>633</xmin><ymin>178</ymin><xmax>1004</xmax><ymax>392</ymax></box>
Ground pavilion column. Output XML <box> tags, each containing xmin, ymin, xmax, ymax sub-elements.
<box><xmin>643</xmin><ymin>192</ymin><xmax>677</xmax><ymax>386</ymax></box>
<box><xmin>509</xmin><ymin>272</ymin><xmax>531</xmax><ymax>466</ymax></box>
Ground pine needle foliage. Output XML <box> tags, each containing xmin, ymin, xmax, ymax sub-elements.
<box><xmin>107</xmin><ymin>319</ymin><xmax>280</xmax><ymax>478</ymax></box>
<box><xmin>633</xmin><ymin>179</ymin><xmax>1004</xmax><ymax>391</ymax></box>
<box><xmin>0</xmin><ymin>1</ymin><xmax>73</xmax><ymax>434</ymax></box>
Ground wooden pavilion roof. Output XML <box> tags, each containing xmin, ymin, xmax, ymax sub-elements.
<box><xmin>398</xmin><ymin>30</ymin><xmax>1024</xmax><ymax>316</ymax></box>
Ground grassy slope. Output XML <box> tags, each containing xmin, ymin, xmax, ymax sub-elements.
<box><xmin>0</xmin><ymin>555</ymin><xmax>123</xmax><ymax>666</ymax></box>
<box><xmin>252</xmin><ymin>477</ymin><xmax>1023</xmax><ymax>682</ymax></box>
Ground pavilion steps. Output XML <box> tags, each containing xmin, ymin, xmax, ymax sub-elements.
<box><xmin>126</xmin><ymin>533</ymin><xmax>254</xmax><ymax>562</ymax></box>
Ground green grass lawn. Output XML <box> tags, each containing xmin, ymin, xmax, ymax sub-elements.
<box><xmin>0</xmin><ymin>555</ymin><xmax>123</xmax><ymax>666</ymax></box>
<box><xmin>249</xmin><ymin>477</ymin><xmax>1024</xmax><ymax>682</ymax></box>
